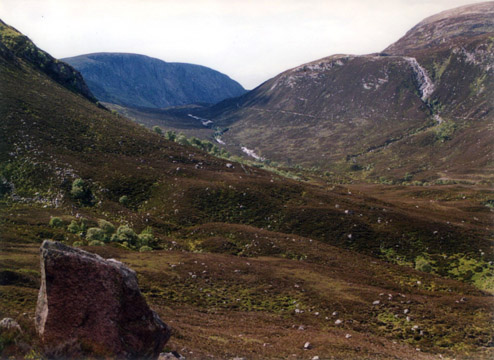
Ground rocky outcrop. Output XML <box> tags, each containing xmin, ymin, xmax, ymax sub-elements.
<box><xmin>0</xmin><ymin>318</ymin><xmax>22</xmax><ymax>334</ymax></box>
<box><xmin>35</xmin><ymin>240</ymin><xmax>170</xmax><ymax>359</ymax></box>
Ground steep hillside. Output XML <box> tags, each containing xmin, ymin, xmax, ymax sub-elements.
<box><xmin>383</xmin><ymin>1</ymin><xmax>494</xmax><ymax>55</ymax></box>
<box><xmin>0</xmin><ymin>20</ymin><xmax>95</xmax><ymax>101</ymax></box>
<box><xmin>1</xmin><ymin>18</ymin><xmax>493</xmax><ymax>360</ymax></box>
<box><xmin>165</xmin><ymin>2</ymin><xmax>493</xmax><ymax>183</ymax></box>
<box><xmin>63</xmin><ymin>53</ymin><xmax>246</xmax><ymax>108</ymax></box>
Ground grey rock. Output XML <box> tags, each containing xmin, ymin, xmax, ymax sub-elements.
<box><xmin>0</xmin><ymin>318</ymin><xmax>22</xmax><ymax>333</ymax></box>
<box><xmin>35</xmin><ymin>240</ymin><xmax>170</xmax><ymax>359</ymax></box>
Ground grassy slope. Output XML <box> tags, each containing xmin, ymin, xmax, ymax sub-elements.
<box><xmin>123</xmin><ymin>32</ymin><xmax>494</xmax><ymax>185</ymax></box>
<box><xmin>0</xmin><ymin>25</ymin><xmax>493</xmax><ymax>359</ymax></box>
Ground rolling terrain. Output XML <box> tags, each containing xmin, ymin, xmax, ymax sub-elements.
<box><xmin>128</xmin><ymin>2</ymin><xmax>494</xmax><ymax>184</ymax></box>
<box><xmin>0</xmin><ymin>11</ymin><xmax>493</xmax><ymax>360</ymax></box>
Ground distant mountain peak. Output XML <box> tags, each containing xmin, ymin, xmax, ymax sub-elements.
<box><xmin>63</xmin><ymin>52</ymin><xmax>246</xmax><ymax>109</ymax></box>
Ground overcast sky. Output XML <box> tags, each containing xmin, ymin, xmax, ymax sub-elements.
<box><xmin>0</xmin><ymin>0</ymin><xmax>482</xmax><ymax>89</ymax></box>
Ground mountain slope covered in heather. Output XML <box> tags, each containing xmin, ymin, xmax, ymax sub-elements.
<box><xmin>63</xmin><ymin>52</ymin><xmax>246</xmax><ymax>108</ymax></box>
<box><xmin>1</xmin><ymin>10</ymin><xmax>493</xmax><ymax>360</ymax></box>
<box><xmin>147</xmin><ymin>2</ymin><xmax>493</xmax><ymax>184</ymax></box>
<box><xmin>0</xmin><ymin>20</ymin><xmax>96</xmax><ymax>102</ymax></box>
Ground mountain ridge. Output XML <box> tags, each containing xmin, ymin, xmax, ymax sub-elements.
<box><xmin>177</xmin><ymin>2</ymin><xmax>494</xmax><ymax>183</ymax></box>
<box><xmin>63</xmin><ymin>52</ymin><xmax>246</xmax><ymax>109</ymax></box>
<box><xmin>384</xmin><ymin>1</ymin><xmax>494</xmax><ymax>55</ymax></box>
<box><xmin>0</xmin><ymin>19</ymin><xmax>96</xmax><ymax>102</ymax></box>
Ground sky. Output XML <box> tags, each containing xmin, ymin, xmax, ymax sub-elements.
<box><xmin>0</xmin><ymin>0</ymin><xmax>483</xmax><ymax>89</ymax></box>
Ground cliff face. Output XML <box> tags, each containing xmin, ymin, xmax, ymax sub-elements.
<box><xmin>63</xmin><ymin>53</ymin><xmax>246</xmax><ymax>108</ymax></box>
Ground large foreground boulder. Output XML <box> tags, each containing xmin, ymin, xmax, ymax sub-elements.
<box><xmin>35</xmin><ymin>240</ymin><xmax>170</xmax><ymax>359</ymax></box>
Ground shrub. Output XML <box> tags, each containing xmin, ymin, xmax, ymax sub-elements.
<box><xmin>67</xmin><ymin>220</ymin><xmax>81</xmax><ymax>234</ymax></box>
<box><xmin>70</xmin><ymin>179</ymin><xmax>85</xmax><ymax>198</ymax></box>
<box><xmin>88</xmin><ymin>240</ymin><xmax>104</xmax><ymax>246</ymax></box>
<box><xmin>137</xmin><ymin>233</ymin><xmax>153</xmax><ymax>248</ymax></box>
<box><xmin>152</xmin><ymin>126</ymin><xmax>162</xmax><ymax>135</ymax></box>
<box><xmin>415</xmin><ymin>256</ymin><xmax>432</xmax><ymax>273</ymax></box>
<box><xmin>139</xmin><ymin>246</ymin><xmax>152</xmax><ymax>252</ymax></box>
<box><xmin>115</xmin><ymin>225</ymin><xmax>138</xmax><ymax>246</ymax></box>
<box><xmin>70</xmin><ymin>179</ymin><xmax>92</xmax><ymax>205</ymax></box>
<box><xmin>176</xmin><ymin>134</ymin><xmax>190</xmax><ymax>146</ymax></box>
<box><xmin>49</xmin><ymin>217</ymin><xmax>63</xmax><ymax>228</ymax></box>
<box><xmin>165</xmin><ymin>130</ymin><xmax>176</xmax><ymax>141</ymax></box>
<box><xmin>119</xmin><ymin>195</ymin><xmax>129</xmax><ymax>206</ymax></box>
<box><xmin>98</xmin><ymin>219</ymin><xmax>115</xmax><ymax>236</ymax></box>
<box><xmin>72</xmin><ymin>241</ymin><xmax>84</xmax><ymax>247</ymax></box>
<box><xmin>86</xmin><ymin>227</ymin><xmax>105</xmax><ymax>242</ymax></box>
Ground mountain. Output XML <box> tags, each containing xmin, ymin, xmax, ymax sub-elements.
<box><xmin>1</xmin><ymin>17</ymin><xmax>493</xmax><ymax>360</ymax></box>
<box><xmin>383</xmin><ymin>2</ymin><xmax>494</xmax><ymax>55</ymax></box>
<box><xmin>163</xmin><ymin>2</ymin><xmax>492</xmax><ymax>183</ymax></box>
<box><xmin>0</xmin><ymin>20</ymin><xmax>95</xmax><ymax>102</ymax></box>
<box><xmin>63</xmin><ymin>53</ymin><xmax>246</xmax><ymax>108</ymax></box>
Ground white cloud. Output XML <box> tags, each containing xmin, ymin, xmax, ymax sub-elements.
<box><xmin>0</xmin><ymin>0</ymin><xmax>480</xmax><ymax>89</ymax></box>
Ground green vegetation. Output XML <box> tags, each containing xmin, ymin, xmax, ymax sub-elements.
<box><xmin>434</xmin><ymin>120</ymin><xmax>457</xmax><ymax>142</ymax></box>
<box><xmin>152</xmin><ymin>126</ymin><xmax>162</xmax><ymax>135</ymax></box>
<box><xmin>414</xmin><ymin>255</ymin><xmax>433</xmax><ymax>273</ymax></box>
<box><xmin>48</xmin><ymin>217</ymin><xmax>63</xmax><ymax>228</ymax></box>
<box><xmin>119</xmin><ymin>195</ymin><xmax>129</xmax><ymax>206</ymax></box>
<box><xmin>70</xmin><ymin>179</ymin><xmax>93</xmax><ymax>205</ymax></box>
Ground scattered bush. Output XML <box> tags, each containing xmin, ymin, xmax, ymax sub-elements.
<box><xmin>98</xmin><ymin>219</ymin><xmax>115</xmax><ymax>237</ymax></box>
<box><xmin>114</xmin><ymin>225</ymin><xmax>138</xmax><ymax>246</ymax></box>
<box><xmin>88</xmin><ymin>240</ymin><xmax>104</xmax><ymax>246</ymax></box>
<box><xmin>70</xmin><ymin>178</ymin><xmax>93</xmax><ymax>205</ymax></box>
<box><xmin>67</xmin><ymin>220</ymin><xmax>81</xmax><ymax>234</ymax></box>
<box><xmin>152</xmin><ymin>126</ymin><xmax>162</xmax><ymax>135</ymax></box>
<box><xmin>119</xmin><ymin>195</ymin><xmax>129</xmax><ymax>206</ymax></box>
<box><xmin>49</xmin><ymin>217</ymin><xmax>63</xmax><ymax>228</ymax></box>
<box><xmin>86</xmin><ymin>227</ymin><xmax>105</xmax><ymax>242</ymax></box>
<box><xmin>176</xmin><ymin>134</ymin><xmax>190</xmax><ymax>146</ymax></box>
<box><xmin>138</xmin><ymin>233</ymin><xmax>153</xmax><ymax>247</ymax></box>
<box><xmin>415</xmin><ymin>256</ymin><xmax>433</xmax><ymax>273</ymax></box>
<box><xmin>164</xmin><ymin>130</ymin><xmax>176</xmax><ymax>141</ymax></box>
<box><xmin>139</xmin><ymin>246</ymin><xmax>152</xmax><ymax>252</ymax></box>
